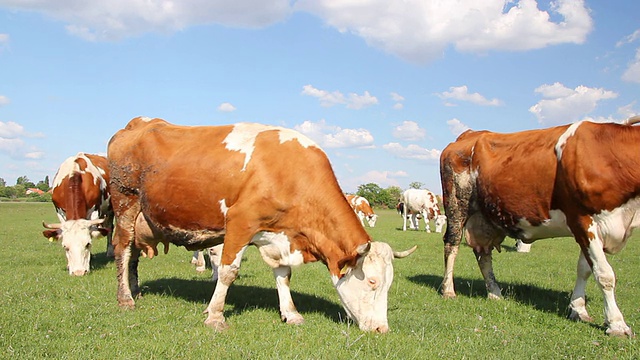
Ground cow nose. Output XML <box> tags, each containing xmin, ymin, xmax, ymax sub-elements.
<box><xmin>375</xmin><ymin>325</ymin><xmax>389</xmax><ymax>334</ymax></box>
<box><xmin>72</xmin><ymin>269</ymin><xmax>87</xmax><ymax>276</ymax></box>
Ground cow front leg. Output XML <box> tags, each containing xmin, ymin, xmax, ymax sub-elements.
<box><xmin>203</xmin><ymin>245</ymin><xmax>247</xmax><ymax>331</ymax></box>
<box><xmin>568</xmin><ymin>251</ymin><xmax>593</xmax><ymax>322</ymax></box>
<box><xmin>273</xmin><ymin>266</ymin><xmax>304</xmax><ymax>325</ymax></box>
<box><xmin>116</xmin><ymin>240</ymin><xmax>141</xmax><ymax>308</ymax></box>
<box><xmin>585</xmin><ymin>238</ymin><xmax>632</xmax><ymax>337</ymax></box>
<box><xmin>474</xmin><ymin>248</ymin><xmax>502</xmax><ymax>300</ymax></box>
<box><xmin>192</xmin><ymin>251</ymin><xmax>206</xmax><ymax>273</ymax></box>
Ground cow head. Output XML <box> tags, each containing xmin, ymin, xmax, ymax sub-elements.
<box><xmin>42</xmin><ymin>218</ymin><xmax>108</xmax><ymax>276</ymax></box>
<box><xmin>366</xmin><ymin>214</ymin><xmax>378</xmax><ymax>227</ymax></box>
<box><xmin>435</xmin><ymin>214</ymin><xmax>447</xmax><ymax>233</ymax></box>
<box><xmin>334</xmin><ymin>242</ymin><xmax>416</xmax><ymax>333</ymax></box>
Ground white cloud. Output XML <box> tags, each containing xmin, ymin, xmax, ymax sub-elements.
<box><xmin>296</xmin><ymin>0</ymin><xmax>592</xmax><ymax>64</ymax></box>
<box><xmin>0</xmin><ymin>121</ymin><xmax>24</xmax><ymax>138</ymax></box>
<box><xmin>437</xmin><ymin>85</ymin><xmax>502</xmax><ymax>106</ymax></box>
<box><xmin>392</xmin><ymin>121</ymin><xmax>426</xmax><ymax>141</ymax></box>
<box><xmin>0</xmin><ymin>95</ymin><xmax>9</xmax><ymax>106</ymax></box>
<box><xmin>390</xmin><ymin>92</ymin><xmax>405</xmax><ymax>102</ymax></box>
<box><xmin>3</xmin><ymin>0</ymin><xmax>292</xmax><ymax>41</ymax></box>
<box><xmin>382</xmin><ymin>142</ymin><xmax>440</xmax><ymax>162</ymax></box>
<box><xmin>294</xmin><ymin>119</ymin><xmax>374</xmax><ymax>148</ymax></box>
<box><xmin>301</xmin><ymin>85</ymin><xmax>378</xmax><ymax>109</ymax></box>
<box><xmin>217</xmin><ymin>102</ymin><xmax>237</xmax><ymax>112</ymax></box>
<box><xmin>529</xmin><ymin>83</ymin><xmax>618</xmax><ymax>125</ymax></box>
<box><xmin>5</xmin><ymin>1</ymin><xmax>591</xmax><ymax>63</ymax></box>
<box><xmin>447</xmin><ymin>118</ymin><xmax>470</xmax><ymax>136</ymax></box>
<box><xmin>0</xmin><ymin>121</ymin><xmax>45</xmax><ymax>159</ymax></box>
<box><xmin>622</xmin><ymin>48</ymin><xmax>640</xmax><ymax>83</ymax></box>
<box><xmin>616</xmin><ymin>29</ymin><xmax>640</xmax><ymax>48</ymax></box>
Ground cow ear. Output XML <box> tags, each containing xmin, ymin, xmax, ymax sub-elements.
<box><xmin>90</xmin><ymin>227</ymin><xmax>109</xmax><ymax>239</ymax></box>
<box><xmin>43</xmin><ymin>229</ymin><xmax>60</xmax><ymax>242</ymax></box>
<box><xmin>356</xmin><ymin>242</ymin><xmax>371</xmax><ymax>256</ymax></box>
<box><xmin>336</xmin><ymin>256</ymin><xmax>358</xmax><ymax>279</ymax></box>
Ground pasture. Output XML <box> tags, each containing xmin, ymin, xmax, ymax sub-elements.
<box><xmin>1</xmin><ymin>202</ymin><xmax>639</xmax><ymax>359</ymax></box>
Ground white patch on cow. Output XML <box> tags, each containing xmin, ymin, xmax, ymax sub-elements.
<box><xmin>278</xmin><ymin>128</ymin><xmax>318</xmax><ymax>149</ymax></box>
<box><xmin>52</xmin><ymin>153</ymin><xmax>106</xmax><ymax>189</ymax></box>
<box><xmin>516</xmin><ymin>209</ymin><xmax>572</xmax><ymax>241</ymax></box>
<box><xmin>591</xmin><ymin>197</ymin><xmax>640</xmax><ymax>254</ymax></box>
<box><xmin>555</xmin><ymin>121</ymin><xmax>585</xmax><ymax>161</ymax></box>
<box><xmin>219</xmin><ymin>199</ymin><xmax>229</xmax><ymax>217</ymax></box>
<box><xmin>250</xmin><ymin>231</ymin><xmax>305</xmax><ymax>268</ymax></box>
<box><xmin>139</xmin><ymin>116</ymin><xmax>153</xmax><ymax>122</ymax></box>
<box><xmin>224</xmin><ymin>123</ymin><xmax>321</xmax><ymax>171</ymax></box>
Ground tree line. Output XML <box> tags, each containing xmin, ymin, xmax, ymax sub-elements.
<box><xmin>0</xmin><ymin>175</ymin><xmax>52</xmax><ymax>201</ymax></box>
<box><xmin>353</xmin><ymin>181</ymin><xmax>428</xmax><ymax>209</ymax></box>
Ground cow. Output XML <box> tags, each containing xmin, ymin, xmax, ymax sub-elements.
<box><xmin>107</xmin><ymin>117</ymin><xmax>416</xmax><ymax>333</ymax></box>
<box><xmin>42</xmin><ymin>152</ymin><xmax>114</xmax><ymax>276</ymax></box>
<box><xmin>401</xmin><ymin>189</ymin><xmax>442</xmax><ymax>232</ymax></box>
<box><xmin>434</xmin><ymin>214</ymin><xmax>447</xmax><ymax>233</ymax></box>
<box><xmin>440</xmin><ymin>116</ymin><xmax>640</xmax><ymax>337</ymax></box>
<box><xmin>345</xmin><ymin>194</ymin><xmax>378</xmax><ymax>227</ymax></box>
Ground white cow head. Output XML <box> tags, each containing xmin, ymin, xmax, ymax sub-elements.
<box><xmin>435</xmin><ymin>214</ymin><xmax>447</xmax><ymax>233</ymax></box>
<box><xmin>366</xmin><ymin>214</ymin><xmax>378</xmax><ymax>227</ymax></box>
<box><xmin>43</xmin><ymin>218</ymin><xmax>108</xmax><ymax>276</ymax></box>
<box><xmin>333</xmin><ymin>242</ymin><xmax>416</xmax><ymax>333</ymax></box>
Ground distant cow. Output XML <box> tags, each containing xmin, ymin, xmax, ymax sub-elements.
<box><xmin>191</xmin><ymin>244</ymin><xmax>223</xmax><ymax>281</ymax></box>
<box><xmin>108</xmin><ymin>117</ymin><xmax>415</xmax><ymax>333</ymax></box>
<box><xmin>434</xmin><ymin>214</ymin><xmax>447</xmax><ymax>233</ymax></box>
<box><xmin>440</xmin><ymin>117</ymin><xmax>640</xmax><ymax>336</ymax></box>
<box><xmin>42</xmin><ymin>153</ymin><xmax>114</xmax><ymax>276</ymax></box>
<box><xmin>345</xmin><ymin>194</ymin><xmax>378</xmax><ymax>227</ymax></box>
<box><xmin>401</xmin><ymin>189</ymin><xmax>442</xmax><ymax>232</ymax></box>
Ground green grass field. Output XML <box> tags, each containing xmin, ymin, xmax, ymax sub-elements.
<box><xmin>1</xmin><ymin>202</ymin><xmax>639</xmax><ymax>359</ymax></box>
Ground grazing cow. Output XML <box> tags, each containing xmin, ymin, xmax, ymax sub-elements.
<box><xmin>108</xmin><ymin>117</ymin><xmax>416</xmax><ymax>333</ymax></box>
<box><xmin>345</xmin><ymin>194</ymin><xmax>378</xmax><ymax>227</ymax></box>
<box><xmin>401</xmin><ymin>189</ymin><xmax>442</xmax><ymax>232</ymax></box>
<box><xmin>440</xmin><ymin>117</ymin><xmax>640</xmax><ymax>336</ymax></box>
<box><xmin>42</xmin><ymin>153</ymin><xmax>114</xmax><ymax>276</ymax></box>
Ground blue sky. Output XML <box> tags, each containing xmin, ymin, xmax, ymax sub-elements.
<box><xmin>0</xmin><ymin>0</ymin><xmax>638</xmax><ymax>193</ymax></box>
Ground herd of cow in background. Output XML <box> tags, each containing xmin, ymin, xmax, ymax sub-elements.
<box><xmin>40</xmin><ymin>115</ymin><xmax>640</xmax><ymax>337</ymax></box>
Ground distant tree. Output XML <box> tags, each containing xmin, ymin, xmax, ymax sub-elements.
<box><xmin>36</xmin><ymin>178</ymin><xmax>50</xmax><ymax>192</ymax></box>
<box><xmin>0</xmin><ymin>177</ymin><xmax>5</xmax><ymax>187</ymax></box>
<box><xmin>385</xmin><ymin>186</ymin><xmax>403</xmax><ymax>207</ymax></box>
<box><xmin>356</xmin><ymin>183</ymin><xmax>384</xmax><ymax>207</ymax></box>
<box><xmin>409</xmin><ymin>181</ymin><xmax>423</xmax><ymax>189</ymax></box>
<box><xmin>16</xmin><ymin>176</ymin><xmax>36</xmax><ymax>188</ymax></box>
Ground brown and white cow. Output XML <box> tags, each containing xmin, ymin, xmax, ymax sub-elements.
<box><xmin>108</xmin><ymin>117</ymin><xmax>415</xmax><ymax>333</ymax></box>
<box><xmin>42</xmin><ymin>153</ymin><xmax>114</xmax><ymax>276</ymax></box>
<box><xmin>401</xmin><ymin>189</ymin><xmax>442</xmax><ymax>232</ymax></box>
<box><xmin>345</xmin><ymin>194</ymin><xmax>378</xmax><ymax>227</ymax></box>
<box><xmin>440</xmin><ymin>117</ymin><xmax>640</xmax><ymax>337</ymax></box>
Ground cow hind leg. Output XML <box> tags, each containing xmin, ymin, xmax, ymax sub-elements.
<box><xmin>273</xmin><ymin>266</ymin><xmax>304</xmax><ymax>325</ymax></box>
<box><xmin>568</xmin><ymin>251</ymin><xmax>593</xmax><ymax>323</ymax></box>
<box><xmin>474</xmin><ymin>247</ymin><xmax>502</xmax><ymax>300</ymax></box>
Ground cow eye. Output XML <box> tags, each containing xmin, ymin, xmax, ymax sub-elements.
<box><xmin>368</xmin><ymin>278</ymin><xmax>378</xmax><ymax>289</ymax></box>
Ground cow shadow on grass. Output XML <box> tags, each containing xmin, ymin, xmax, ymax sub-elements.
<box><xmin>140</xmin><ymin>277</ymin><xmax>345</xmax><ymax>323</ymax></box>
<box><xmin>89</xmin><ymin>251</ymin><xmax>114</xmax><ymax>272</ymax></box>
<box><xmin>409</xmin><ymin>274</ymin><xmax>575</xmax><ymax>319</ymax></box>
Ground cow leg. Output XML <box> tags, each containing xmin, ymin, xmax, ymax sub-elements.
<box><xmin>423</xmin><ymin>211</ymin><xmax>431</xmax><ymax>232</ymax></box>
<box><xmin>584</xmin><ymin>236</ymin><xmax>632</xmax><ymax>336</ymax></box>
<box><xmin>113</xmin><ymin>201</ymin><xmax>142</xmax><ymax>308</ymax></box>
<box><xmin>474</xmin><ymin>248</ymin><xmax>502</xmax><ymax>299</ymax></box>
<box><xmin>192</xmin><ymin>251</ymin><xmax>206</xmax><ymax>273</ymax></box>
<box><xmin>568</xmin><ymin>251</ymin><xmax>593</xmax><ymax>323</ymax></box>
<box><xmin>273</xmin><ymin>266</ymin><xmax>304</xmax><ymax>325</ymax></box>
<box><xmin>402</xmin><ymin>207</ymin><xmax>408</xmax><ymax>231</ymax></box>
<box><xmin>203</xmin><ymin>245</ymin><xmax>248</xmax><ymax>331</ymax></box>
<box><xmin>207</xmin><ymin>244</ymin><xmax>223</xmax><ymax>281</ymax></box>
<box><xmin>105</xmin><ymin>212</ymin><xmax>116</xmax><ymax>258</ymax></box>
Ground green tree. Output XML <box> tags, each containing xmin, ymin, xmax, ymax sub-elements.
<box><xmin>16</xmin><ymin>176</ymin><xmax>36</xmax><ymax>188</ymax></box>
<box><xmin>409</xmin><ymin>181</ymin><xmax>423</xmax><ymax>189</ymax></box>
<box><xmin>356</xmin><ymin>183</ymin><xmax>384</xmax><ymax>207</ymax></box>
<box><xmin>0</xmin><ymin>177</ymin><xmax>5</xmax><ymax>187</ymax></box>
<box><xmin>385</xmin><ymin>186</ymin><xmax>403</xmax><ymax>207</ymax></box>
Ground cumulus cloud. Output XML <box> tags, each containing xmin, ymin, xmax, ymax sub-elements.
<box><xmin>296</xmin><ymin>0</ymin><xmax>592</xmax><ymax>64</ymax></box>
<box><xmin>529</xmin><ymin>82</ymin><xmax>618</xmax><ymax>125</ymax></box>
<box><xmin>382</xmin><ymin>142</ymin><xmax>440</xmax><ymax>162</ymax></box>
<box><xmin>301</xmin><ymin>85</ymin><xmax>378</xmax><ymax>109</ymax></box>
<box><xmin>0</xmin><ymin>95</ymin><xmax>9</xmax><ymax>106</ymax></box>
<box><xmin>622</xmin><ymin>48</ymin><xmax>640</xmax><ymax>83</ymax></box>
<box><xmin>294</xmin><ymin>119</ymin><xmax>374</xmax><ymax>148</ymax></box>
<box><xmin>344</xmin><ymin>170</ymin><xmax>408</xmax><ymax>190</ymax></box>
<box><xmin>392</xmin><ymin>121</ymin><xmax>426</xmax><ymax>141</ymax></box>
<box><xmin>217</xmin><ymin>102</ymin><xmax>236</xmax><ymax>112</ymax></box>
<box><xmin>437</xmin><ymin>85</ymin><xmax>502</xmax><ymax>106</ymax></box>
<box><xmin>1</xmin><ymin>1</ymin><xmax>591</xmax><ymax>63</ymax></box>
<box><xmin>391</xmin><ymin>92</ymin><xmax>405</xmax><ymax>110</ymax></box>
<box><xmin>447</xmin><ymin>118</ymin><xmax>471</xmax><ymax>136</ymax></box>
<box><xmin>616</xmin><ymin>29</ymin><xmax>640</xmax><ymax>48</ymax></box>
<box><xmin>0</xmin><ymin>121</ymin><xmax>45</xmax><ymax>159</ymax></box>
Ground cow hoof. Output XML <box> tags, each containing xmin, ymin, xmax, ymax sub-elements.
<box><xmin>568</xmin><ymin>309</ymin><xmax>593</xmax><ymax>323</ymax></box>
<box><xmin>118</xmin><ymin>298</ymin><xmax>136</xmax><ymax>309</ymax></box>
<box><xmin>606</xmin><ymin>324</ymin><xmax>634</xmax><ymax>337</ymax></box>
<box><xmin>195</xmin><ymin>266</ymin><xmax>206</xmax><ymax>273</ymax></box>
<box><xmin>442</xmin><ymin>292</ymin><xmax>457</xmax><ymax>299</ymax></box>
<box><xmin>204</xmin><ymin>319</ymin><xmax>229</xmax><ymax>332</ymax></box>
<box><xmin>487</xmin><ymin>293</ymin><xmax>502</xmax><ymax>300</ymax></box>
<box><xmin>282</xmin><ymin>313</ymin><xmax>305</xmax><ymax>325</ymax></box>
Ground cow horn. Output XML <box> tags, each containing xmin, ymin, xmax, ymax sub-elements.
<box><xmin>42</xmin><ymin>221</ymin><xmax>62</xmax><ymax>229</ymax></box>
<box><xmin>623</xmin><ymin>115</ymin><xmax>640</xmax><ymax>126</ymax></box>
<box><xmin>89</xmin><ymin>218</ymin><xmax>106</xmax><ymax>226</ymax></box>
<box><xmin>393</xmin><ymin>245</ymin><xmax>417</xmax><ymax>258</ymax></box>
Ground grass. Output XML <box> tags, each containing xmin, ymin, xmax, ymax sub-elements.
<box><xmin>1</xmin><ymin>203</ymin><xmax>639</xmax><ymax>359</ymax></box>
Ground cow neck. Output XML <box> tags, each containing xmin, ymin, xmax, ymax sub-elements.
<box><xmin>65</xmin><ymin>172</ymin><xmax>87</xmax><ymax>220</ymax></box>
